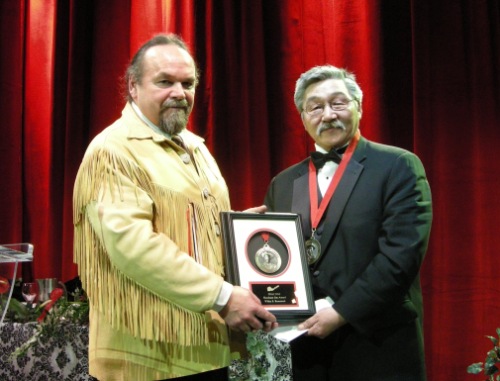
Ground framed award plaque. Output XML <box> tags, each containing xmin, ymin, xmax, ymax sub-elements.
<box><xmin>220</xmin><ymin>212</ymin><xmax>316</xmax><ymax>322</ymax></box>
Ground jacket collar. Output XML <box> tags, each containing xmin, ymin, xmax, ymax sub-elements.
<box><xmin>122</xmin><ymin>102</ymin><xmax>205</xmax><ymax>149</ymax></box>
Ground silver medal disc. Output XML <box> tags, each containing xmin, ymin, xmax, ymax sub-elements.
<box><xmin>305</xmin><ymin>238</ymin><xmax>321</xmax><ymax>265</ymax></box>
<box><xmin>255</xmin><ymin>243</ymin><xmax>282</xmax><ymax>274</ymax></box>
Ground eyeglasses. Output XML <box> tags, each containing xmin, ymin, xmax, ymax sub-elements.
<box><xmin>304</xmin><ymin>99</ymin><xmax>357</xmax><ymax>117</ymax></box>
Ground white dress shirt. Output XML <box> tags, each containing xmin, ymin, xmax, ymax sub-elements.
<box><xmin>315</xmin><ymin>144</ymin><xmax>340</xmax><ymax>196</ymax></box>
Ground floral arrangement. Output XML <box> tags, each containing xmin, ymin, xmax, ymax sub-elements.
<box><xmin>467</xmin><ymin>328</ymin><xmax>500</xmax><ymax>380</ymax></box>
<box><xmin>6</xmin><ymin>287</ymin><xmax>89</xmax><ymax>359</ymax></box>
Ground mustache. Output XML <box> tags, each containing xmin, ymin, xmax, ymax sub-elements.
<box><xmin>161</xmin><ymin>99</ymin><xmax>189</xmax><ymax>111</ymax></box>
<box><xmin>317</xmin><ymin>120</ymin><xmax>346</xmax><ymax>134</ymax></box>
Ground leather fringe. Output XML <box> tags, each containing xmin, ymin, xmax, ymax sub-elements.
<box><xmin>73</xmin><ymin>147</ymin><xmax>229</xmax><ymax>346</ymax></box>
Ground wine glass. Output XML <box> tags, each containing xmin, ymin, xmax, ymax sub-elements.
<box><xmin>22</xmin><ymin>282</ymin><xmax>38</xmax><ymax>308</ymax></box>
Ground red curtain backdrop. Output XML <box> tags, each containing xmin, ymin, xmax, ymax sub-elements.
<box><xmin>1</xmin><ymin>0</ymin><xmax>499</xmax><ymax>379</ymax></box>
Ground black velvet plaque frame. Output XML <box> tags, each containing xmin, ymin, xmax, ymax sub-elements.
<box><xmin>220</xmin><ymin>212</ymin><xmax>315</xmax><ymax>322</ymax></box>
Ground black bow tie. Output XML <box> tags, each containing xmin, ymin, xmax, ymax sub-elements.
<box><xmin>310</xmin><ymin>149</ymin><xmax>343</xmax><ymax>170</ymax></box>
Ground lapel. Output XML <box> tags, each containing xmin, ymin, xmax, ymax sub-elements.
<box><xmin>291</xmin><ymin>162</ymin><xmax>311</xmax><ymax>234</ymax></box>
<box><xmin>318</xmin><ymin>137</ymin><xmax>367</xmax><ymax>251</ymax></box>
<box><xmin>288</xmin><ymin>138</ymin><xmax>368</xmax><ymax>252</ymax></box>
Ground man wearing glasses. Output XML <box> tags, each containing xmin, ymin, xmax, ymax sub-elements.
<box><xmin>264</xmin><ymin>65</ymin><xmax>432</xmax><ymax>380</ymax></box>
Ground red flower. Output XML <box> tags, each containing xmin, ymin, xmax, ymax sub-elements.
<box><xmin>37</xmin><ymin>287</ymin><xmax>65</xmax><ymax>322</ymax></box>
<box><xmin>0</xmin><ymin>276</ymin><xmax>9</xmax><ymax>294</ymax></box>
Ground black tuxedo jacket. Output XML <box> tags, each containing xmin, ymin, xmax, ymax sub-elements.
<box><xmin>264</xmin><ymin>136</ymin><xmax>432</xmax><ymax>338</ymax></box>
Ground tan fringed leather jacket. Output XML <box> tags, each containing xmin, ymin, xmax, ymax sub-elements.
<box><xmin>73</xmin><ymin>103</ymin><xmax>232</xmax><ymax>380</ymax></box>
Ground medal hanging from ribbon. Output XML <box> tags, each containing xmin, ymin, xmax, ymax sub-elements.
<box><xmin>255</xmin><ymin>232</ymin><xmax>282</xmax><ymax>274</ymax></box>
<box><xmin>305</xmin><ymin>130</ymin><xmax>360</xmax><ymax>265</ymax></box>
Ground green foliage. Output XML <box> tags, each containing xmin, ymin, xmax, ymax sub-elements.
<box><xmin>4</xmin><ymin>298</ymin><xmax>41</xmax><ymax>322</ymax></box>
<box><xmin>244</xmin><ymin>332</ymin><xmax>271</xmax><ymax>381</ymax></box>
<box><xmin>467</xmin><ymin>328</ymin><xmax>500</xmax><ymax>380</ymax></box>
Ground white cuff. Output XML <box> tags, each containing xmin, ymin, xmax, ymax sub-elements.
<box><xmin>212</xmin><ymin>281</ymin><xmax>233</xmax><ymax>312</ymax></box>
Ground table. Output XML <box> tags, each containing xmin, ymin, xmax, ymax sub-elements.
<box><xmin>0</xmin><ymin>322</ymin><xmax>292</xmax><ymax>381</ymax></box>
<box><xmin>0</xmin><ymin>322</ymin><xmax>96</xmax><ymax>381</ymax></box>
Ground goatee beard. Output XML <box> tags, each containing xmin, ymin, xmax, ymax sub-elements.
<box><xmin>159</xmin><ymin>108</ymin><xmax>189</xmax><ymax>135</ymax></box>
<box><xmin>159</xmin><ymin>99</ymin><xmax>190</xmax><ymax>135</ymax></box>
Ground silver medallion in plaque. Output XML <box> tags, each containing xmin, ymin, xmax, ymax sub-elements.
<box><xmin>255</xmin><ymin>243</ymin><xmax>282</xmax><ymax>274</ymax></box>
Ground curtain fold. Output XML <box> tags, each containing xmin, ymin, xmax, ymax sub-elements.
<box><xmin>195</xmin><ymin>0</ymin><xmax>274</xmax><ymax>205</ymax></box>
<box><xmin>411</xmin><ymin>0</ymin><xmax>500</xmax><ymax>377</ymax></box>
<box><xmin>23</xmin><ymin>0</ymin><xmax>58</xmax><ymax>279</ymax></box>
<box><xmin>1</xmin><ymin>0</ymin><xmax>499</xmax><ymax>378</ymax></box>
<box><xmin>0</xmin><ymin>1</ymin><xmax>25</xmax><ymax>244</ymax></box>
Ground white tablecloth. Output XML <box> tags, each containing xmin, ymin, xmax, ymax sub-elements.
<box><xmin>0</xmin><ymin>322</ymin><xmax>96</xmax><ymax>381</ymax></box>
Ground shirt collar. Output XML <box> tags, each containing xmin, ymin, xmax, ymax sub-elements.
<box><xmin>314</xmin><ymin>142</ymin><xmax>349</xmax><ymax>154</ymax></box>
<box><xmin>130</xmin><ymin>101</ymin><xmax>172</xmax><ymax>139</ymax></box>
<box><xmin>314</xmin><ymin>143</ymin><xmax>328</xmax><ymax>154</ymax></box>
